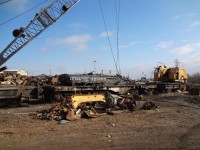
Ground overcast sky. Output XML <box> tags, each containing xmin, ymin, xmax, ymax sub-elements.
<box><xmin>0</xmin><ymin>0</ymin><xmax>200</xmax><ymax>79</ymax></box>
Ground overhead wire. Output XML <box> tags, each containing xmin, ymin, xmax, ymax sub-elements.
<box><xmin>0</xmin><ymin>0</ymin><xmax>12</xmax><ymax>5</ymax></box>
<box><xmin>0</xmin><ymin>0</ymin><xmax>50</xmax><ymax>26</ymax></box>
<box><xmin>98</xmin><ymin>0</ymin><xmax>119</xmax><ymax>74</ymax></box>
<box><xmin>115</xmin><ymin>0</ymin><xmax>121</xmax><ymax>74</ymax></box>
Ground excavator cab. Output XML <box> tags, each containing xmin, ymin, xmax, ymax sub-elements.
<box><xmin>154</xmin><ymin>65</ymin><xmax>168</xmax><ymax>81</ymax></box>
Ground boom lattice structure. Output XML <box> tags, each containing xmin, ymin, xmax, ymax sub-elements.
<box><xmin>0</xmin><ymin>0</ymin><xmax>80</xmax><ymax>66</ymax></box>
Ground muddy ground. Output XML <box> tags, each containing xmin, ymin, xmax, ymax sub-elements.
<box><xmin>0</xmin><ymin>92</ymin><xmax>200</xmax><ymax>150</ymax></box>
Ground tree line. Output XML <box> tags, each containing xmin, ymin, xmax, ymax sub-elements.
<box><xmin>188</xmin><ymin>72</ymin><xmax>200</xmax><ymax>84</ymax></box>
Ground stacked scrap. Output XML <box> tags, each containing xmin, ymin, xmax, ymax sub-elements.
<box><xmin>0</xmin><ymin>74</ymin><xmax>49</xmax><ymax>86</ymax></box>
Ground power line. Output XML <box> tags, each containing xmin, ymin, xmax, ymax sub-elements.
<box><xmin>98</xmin><ymin>0</ymin><xmax>119</xmax><ymax>74</ymax></box>
<box><xmin>0</xmin><ymin>0</ymin><xmax>12</xmax><ymax>5</ymax></box>
<box><xmin>115</xmin><ymin>0</ymin><xmax>121</xmax><ymax>74</ymax></box>
<box><xmin>0</xmin><ymin>0</ymin><xmax>50</xmax><ymax>26</ymax></box>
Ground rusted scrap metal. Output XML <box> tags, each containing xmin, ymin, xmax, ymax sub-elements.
<box><xmin>105</xmin><ymin>92</ymin><xmax>158</xmax><ymax>111</ymax></box>
<box><xmin>23</xmin><ymin>75</ymin><xmax>49</xmax><ymax>86</ymax></box>
<box><xmin>81</xmin><ymin>105</ymin><xmax>100</xmax><ymax>118</ymax></box>
<box><xmin>0</xmin><ymin>73</ymin><xmax>49</xmax><ymax>86</ymax></box>
<box><xmin>36</xmin><ymin>101</ymin><xmax>101</xmax><ymax>121</ymax></box>
<box><xmin>66</xmin><ymin>109</ymin><xmax>81</xmax><ymax>121</ymax></box>
<box><xmin>30</xmin><ymin>92</ymin><xmax>105</xmax><ymax>121</ymax></box>
<box><xmin>36</xmin><ymin>102</ymin><xmax>82</xmax><ymax>121</ymax></box>
<box><xmin>34</xmin><ymin>92</ymin><xmax>159</xmax><ymax>122</ymax></box>
<box><xmin>49</xmin><ymin>75</ymin><xmax>59</xmax><ymax>85</ymax></box>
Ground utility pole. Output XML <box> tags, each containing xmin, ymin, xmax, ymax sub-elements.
<box><xmin>174</xmin><ymin>58</ymin><xmax>183</xmax><ymax>68</ymax></box>
<box><xmin>49</xmin><ymin>69</ymin><xmax>52</xmax><ymax>76</ymax></box>
<box><xmin>93</xmin><ymin>60</ymin><xmax>96</xmax><ymax>74</ymax></box>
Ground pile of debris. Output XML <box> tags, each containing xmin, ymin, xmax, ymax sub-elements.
<box><xmin>34</xmin><ymin>93</ymin><xmax>159</xmax><ymax>123</ymax></box>
<box><xmin>0</xmin><ymin>74</ymin><xmax>49</xmax><ymax>86</ymax></box>
<box><xmin>36</xmin><ymin>103</ymin><xmax>82</xmax><ymax>121</ymax></box>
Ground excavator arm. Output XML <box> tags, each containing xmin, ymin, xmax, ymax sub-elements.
<box><xmin>0</xmin><ymin>0</ymin><xmax>80</xmax><ymax>69</ymax></box>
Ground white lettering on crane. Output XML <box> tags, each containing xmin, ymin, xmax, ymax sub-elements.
<box><xmin>3</xmin><ymin>49</ymin><xmax>16</xmax><ymax>58</ymax></box>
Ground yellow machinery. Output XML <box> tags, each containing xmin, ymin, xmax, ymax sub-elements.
<box><xmin>154</xmin><ymin>65</ymin><xmax>189</xmax><ymax>83</ymax></box>
<box><xmin>71</xmin><ymin>94</ymin><xmax>106</xmax><ymax>109</ymax></box>
<box><xmin>154</xmin><ymin>65</ymin><xmax>168</xmax><ymax>81</ymax></box>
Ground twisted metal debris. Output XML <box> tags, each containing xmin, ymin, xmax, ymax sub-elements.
<box><xmin>35</xmin><ymin>92</ymin><xmax>159</xmax><ymax>122</ymax></box>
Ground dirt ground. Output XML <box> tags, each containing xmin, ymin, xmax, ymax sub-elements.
<box><xmin>0</xmin><ymin>92</ymin><xmax>200</xmax><ymax>150</ymax></box>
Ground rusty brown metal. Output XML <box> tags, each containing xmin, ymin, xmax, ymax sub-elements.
<box><xmin>66</xmin><ymin>109</ymin><xmax>81</xmax><ymax>121</ymax></box>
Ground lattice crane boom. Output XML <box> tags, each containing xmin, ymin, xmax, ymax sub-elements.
<box><xmin>0</xmin><ymin>0</ymin><xmax>80</xmax><ymax>68</ymax></box>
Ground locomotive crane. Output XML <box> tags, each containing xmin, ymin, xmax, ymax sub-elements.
<box><xmin>0</xmin><ymin>0</ymin><xmax>82</xmax><ymax>106</ymax></box>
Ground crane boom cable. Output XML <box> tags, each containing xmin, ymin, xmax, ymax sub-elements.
<box><xmin>98</xmin><ymin>0</ymin><xmax>119</xmax><ymax>74</ymax></box>
<box><xmin>0</xmin><ymin>0</ymin><xmax>50</xmax><ymax>26</ymax></box>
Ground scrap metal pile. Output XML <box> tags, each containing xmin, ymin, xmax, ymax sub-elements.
<box><xmin>0</xmin><ymin>74</ymin><xmax>49</xmax><ymax>86</ymax></box>
<box><xmin>0</xmin><ymin>72</ymin><xmax>133</xmax><ymax>86</ymax></box>
<box><xmin>35</xmin><ymin>92</ymin><xmax>159</xmax><ymax>123</ymax></box>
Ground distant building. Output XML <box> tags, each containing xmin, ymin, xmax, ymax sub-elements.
<box><xmin>3</xmin><ymin>69</ymin><xmax>28</xmax><ymax>76</ymax></box>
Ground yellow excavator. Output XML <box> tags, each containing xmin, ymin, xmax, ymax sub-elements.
<box><xmin>154</xmin><ymin>65</ymin><xmax>189</xmax><ymax>83</ymax></box>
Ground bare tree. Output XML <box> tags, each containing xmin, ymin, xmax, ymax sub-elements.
<box><xmin>188</xmin><ymin>72</ymin><xmax>200</xmax><ymax>84</ymax></box>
